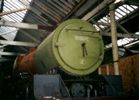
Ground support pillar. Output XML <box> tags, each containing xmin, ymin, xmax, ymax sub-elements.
<box><xmin>106</xmin><ymin>65</ymin><xmax>110</xmax><ymax>75</ymax></box>
<box><xmin>109</xmin><ymin>4</ymin><xmax>119</xmax><ymax>75</ymax></box>
<box><xmin>98</xmin><ymin>67</ymin><xmax>102</xmax><ymax>75</ymax></box>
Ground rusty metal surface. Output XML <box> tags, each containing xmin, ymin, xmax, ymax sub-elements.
<box><xmin>15</xmin><ymin>48</ymin><xmax>37</xmax><ymax>74</ymax></box>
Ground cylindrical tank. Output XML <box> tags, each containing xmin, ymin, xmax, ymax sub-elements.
<box><xmin>34</xmin><ymin>19</ymin><xmax>104</xmax><ymax>76</ymax></box>
<box><xmin>15</xmin><ymin>19</ymin><xmax>104</xmax><ymax>76</ymax></box>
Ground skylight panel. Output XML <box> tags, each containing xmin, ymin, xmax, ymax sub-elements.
<box><xmin>11</xmin><ymin>13</ymin><xmax>23</xmax><ymax>21</ymax></box>
<box><xmin>131</xmin><ymin>5</ymin><xmax>138</xmax><ymax>9</ymax></box>
<box><xmin>4</xmin><ymin>2</ymin><xmax>16</xmax><ymax>10</ymax></box>
<box><xmin>122</xmin><ymin>5</ymin><xmax>134</xmax><ymax>13</ymax></box>
<box><xmin>2</xmin><ymin>15</ymin><xmax>13</xmax><ymax>21</ymax></box>
<box><xmin>100</xmin><ymin>18</ymin><xmax>107</xmax><ymax>23</ymax></box>
<box><xmin>0</xmin><ymin>29</ymin><xmax>17</xmax><ymax>36</ymax></box>
<box><xmin>4</xmin><ymin>14</ymin><xmax>21</xmax><ymax>22</ymax></box>
<box><xmin>115</xmin><ymin>12</ymin><xmax>123</xmax><ymax>18</ymax></box>
<box><xmin>125</xmin><ymin>5</ymin><xmax>134</xmax><ymax>11</ymax></box>
<box><xmin>2</xmin><ymin>0</ymin><xmax>30</xmax><ymax>22</ymax></box>
<box><xmin>99</xmin><ymin>25</ymin><xmax>105</xmax><ymax>29</ymax></box>
<box><xmin>119</xmin><ymin>6</ymin><xmax>130</xmax><ymax>14</ymax></box>
<box><xmin>115</xmin><ymin>15</ymin><xmax>120</xmax><ymax>20</ymax></box>
<box><xmin>96</xmin><ymin>4</ymin><xmax>138</xmax><ymax>30</ymax></box>
<box><xmin>117</xmin><ymin>38</ymin><xmax>135</xmax><ymax>46</ymax></box>
<box><xmin>116</xmin><ymin>9</ymin><xmax>126</xmax><ymax>16</ymax></box>
<box><xmin>14</xmin><ymin>1</ymin><xmax>25</xmax><ymax>8</ymax></box>
<box><xmin>0</xmin><ymin>26</ymin><xmax>18</xmax><ymax>40</ymax></box>
<box><xmin>105</xmin><ymin>38</ymin><xmax>135</xmax><ymax>49</ymax></box>
<box><xmin>93</xmin><ymin>25</ymin><xmax>100</xmax><ymax>31</ymax></box>
<box><xmin>103</xmin><ymin>16</ymin><xmax>108</xmax><ymax>21</ymax></box>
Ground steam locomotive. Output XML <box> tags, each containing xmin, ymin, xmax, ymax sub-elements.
<box><xmin>13</xmin><ymin>19</ymin><xmax>105</xmax><ymax>99</ymax></box>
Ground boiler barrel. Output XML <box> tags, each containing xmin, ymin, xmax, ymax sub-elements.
<box><xmin>34</xmin><ymin>19</ymin><xmax>104</xmax><ymax>76</ymax></box>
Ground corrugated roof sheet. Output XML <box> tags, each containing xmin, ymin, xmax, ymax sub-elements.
<box><xmin>0</xmin><ymin>0</ymin><xmax>32</xmax><ymax>40</ymax></box>
<box><xmin>15</xmin><ymin>0</ymin><xmax>82</xmax><ymax>43</ymax></box>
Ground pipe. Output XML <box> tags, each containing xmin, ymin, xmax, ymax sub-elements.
<box><xmin>109</xmin><ymin>4</ymin><xmax>120</xmax><ymax>75</ymax></box>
